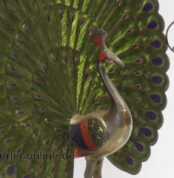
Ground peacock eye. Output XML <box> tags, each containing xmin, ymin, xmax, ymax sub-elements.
<box><xmin>135</xmin><ymin>58</ymin><xmax>143</xmax><ymax>64</ymax></box>
<box><xmin>7</xmin><ymin>165</ymin><xmax>15</xmax><ymax>176</ymax></box>
<box><xmin>98</xmin><ymin>52</ymin><xmax>107</xmax><ymax>61</ymax></box>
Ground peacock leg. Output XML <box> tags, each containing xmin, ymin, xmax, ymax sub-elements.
<box><xmin>93</xmin><ymin>158</ymin><xmax>103</xmax><ymax>178</ymax></box>
<box><xmin>84</xmin><ymin>157</ymin><xmax>96</xmax><ymax>178</ymax></box>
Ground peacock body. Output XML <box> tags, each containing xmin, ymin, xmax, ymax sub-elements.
<box><xmin>0</xmin><ymin>0</ymin><xmax>169</xmax><ymax>177</ymax></box>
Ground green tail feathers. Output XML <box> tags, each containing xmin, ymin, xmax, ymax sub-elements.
<box><xmin>0</xmin><ymin>0</ymin><xmax>168</xmax><ymax>177</ymax></box>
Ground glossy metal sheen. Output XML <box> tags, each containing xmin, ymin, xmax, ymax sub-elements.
<box><xmin>70</xmin><ymin>29</ymin><xmax>133</xmax><ymax>178</ymax></box>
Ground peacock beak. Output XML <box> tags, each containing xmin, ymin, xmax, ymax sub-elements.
<box><xmin>104</xmin><ymin>50</ymin><xmax>125</xmax><ymax>67</ymax></box>
<box><xmin>89</xmin><ymin>28</ymin><xmax>125</xmax><ymax>67</ymax></box>
<box><xmin>111</xmin><ymin>55</ymin><xmax>125</xmax><ymax>67</ymax></box>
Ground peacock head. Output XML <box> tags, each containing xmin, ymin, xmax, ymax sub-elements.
<box><xmin>89</xmin><ymin>28</ymin><xmax>125</xmax><ymax>67</ymax></box>
<box><xmin>89</xmin><ymin>28</ymin><xmax>107</xmax><ymax>48</ymax></box>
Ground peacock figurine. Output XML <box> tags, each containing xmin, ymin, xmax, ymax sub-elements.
<box><xmin>0</xmin><ymin>0</ymin><xmax>169</xmax><ymax>178</ymax></box>
<box><xmin>70</xmin><ymin>28</ymin><xmax>133</xmax><ymax>178</ymax></box>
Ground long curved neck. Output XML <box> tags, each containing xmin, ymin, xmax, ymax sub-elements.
<box><xmin>98</xmin><ymin>62</ymin><xmax>128</xmax><ymax>113</ymax></box>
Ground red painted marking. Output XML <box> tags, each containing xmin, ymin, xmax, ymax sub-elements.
<box><xmin>81</xmin><ymin>120</ymin><xmax>97</xmax><ymax>150</ymax></box>
<box><xmin>74</xmin><ymin>149</ymin><xmax>86</xmax><ymax>158</ymax></box>
<box><xmin>92</xmin><ymin>36</ymin><xmax>102</xmax><ymax>47</ymax></box>
<box><xmin>99</xmin><ymin>52</ymin><xmax>107</xmax><ymax>61</ymax></box>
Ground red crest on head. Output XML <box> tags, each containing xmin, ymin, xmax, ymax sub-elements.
<box><xmin>90</xmin><ymin>28</ymin><xmax>106</xmax><ymax>48</ymax></box>
<box><xmin>92</xmin><ymin>36</ymin><xmax>103</xmax><ymax>47</ymax></box>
